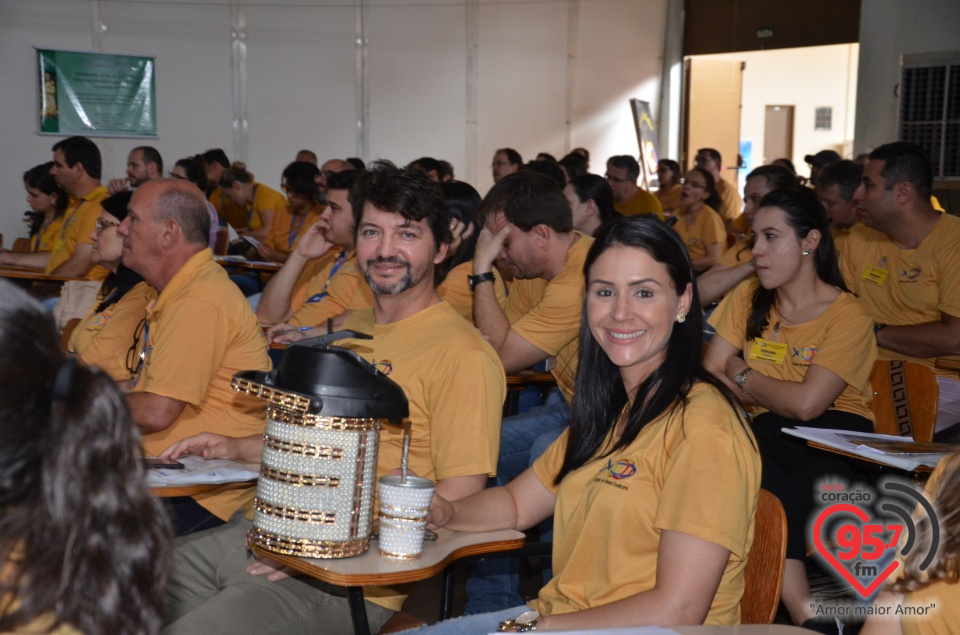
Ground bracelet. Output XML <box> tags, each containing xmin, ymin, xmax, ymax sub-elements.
<box><xmin>735</xmin><ymin>368</ymin><xmax>754</xmax><ymax>396</ymax></box>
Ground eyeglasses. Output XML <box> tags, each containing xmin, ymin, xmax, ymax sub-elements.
<box><xmin>604</xmin><ymin>174</ymin><xmax>631</xmax><ymax>184</ymax></box>
<box><xmin>95</xmin><ymin>217</ymin><xmax>121</xmax><ymax>233</ymax></box>
<box><xmin>126</xmin><ymin>317</ymin><xmax>149</xmax><ymax>379</ymax></box>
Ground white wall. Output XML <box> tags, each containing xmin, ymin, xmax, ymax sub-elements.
<box><xmin>855</xmin><ymin>0</ymin><xmax>960</xmax><ymax>155</ymax></box>
<box><xmin>0</xmin><ymin>0</ymin><xmax>667</xmax><ymax>246</ymax></box>
<box><xmin>702</xmin><ymin>44</ymin><xmax>859</xmax><ymax>179</ymax></box>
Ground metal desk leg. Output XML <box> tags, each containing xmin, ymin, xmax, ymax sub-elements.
<box><xmin>347</xmin><ymin>586</ymin><xmax>371</xmax><ymax>635</ymax></box>
<box><xmin>439</xmin><ymin>563</ymin><xmax>456</xmax><ymax>621</ymax></box>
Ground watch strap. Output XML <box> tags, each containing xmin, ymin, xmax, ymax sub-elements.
<box><xmin>468</xmin><ymin>271</ymin><xmax>496</xmax><ymax>290</ymax></box>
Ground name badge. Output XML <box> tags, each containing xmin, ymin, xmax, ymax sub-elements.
<box><xmin>749</xmin><ymin>338</ymin><xmax>788</xmax><ymax>365</ymax></box>
<box><xmin>862</xmin><ymin>265</ymin><xmax>888</xmax><ymax>285</ymax></box>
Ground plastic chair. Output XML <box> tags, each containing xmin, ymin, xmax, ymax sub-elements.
<box><xmin>868</xmin><ymin>360</ymin><xmax>938</xmax><ymax>442</ymax></box>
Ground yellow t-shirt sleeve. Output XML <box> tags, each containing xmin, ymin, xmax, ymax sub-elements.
<box><xmin>506</xmin><ymin>278</ymin><xmax>582</xmax><ymax>357</ymax></box>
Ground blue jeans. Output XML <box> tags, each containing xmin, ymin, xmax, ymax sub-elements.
<box><xmin>402</xmin><ymin>605</ymin><xmax>528</xmax><ymax>635</ymax></box>
<box><xmin>464</xmin><ymin>402</ymin><xmax>570</xmax><ymax>615</ymax></box>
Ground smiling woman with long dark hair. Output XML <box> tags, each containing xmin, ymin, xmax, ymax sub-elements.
<box><xmin>412</xmin><ymin>216</ymin><xmax>760</xmax><ymax>634</ymax></box>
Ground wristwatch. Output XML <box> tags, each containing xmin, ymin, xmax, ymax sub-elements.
<box><xmin>498</xmin><ymin>610</ymin><xmax>541</xmax><ymax>632</ymax></box>
<box><xmin>468</xmin><ymin>271</ymin><xmax>496</xmax><ymax>290</ymax></box>
<box><xmin>735</xmin><ymin>368</ymin><xmax>754</xmax><ymax>395</ymax></box>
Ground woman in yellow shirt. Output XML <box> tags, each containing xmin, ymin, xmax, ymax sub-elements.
<box><xmin>655</xmin><ymin>158</ymin><xmax>682</xmax><ymax>219</ymax></box>
<box><xmin>22</xmin><ymin>162</ymin><xmax>67</xmax><ymax>253</ymax></box>
<box><xmin>418</xmin><ymin>216</ymin><xmax>760</xmax><ymax>633</ymax></box>
<box><xmin>705</xmin><ymin>188</ymin><xmax>877</xmax><ymax>633</ymax></box>
<box><xmin>219</xmin><ymin>162</ymin><xmax>283</xmax><ymax>242</ymax></box>
<box><xmin>68</xmin><ymin>191</ymin><xmax>151</xmax><ymax>382</ymax></box>
<box><xmin>0</xmin><ymin>280</ymin><xmax>170</xmax><ymax>634</ymax></box>
<box><xmin>674</xmin><ymin>168</ymin><xmax>726</xmax><ymax>273</ymax></box>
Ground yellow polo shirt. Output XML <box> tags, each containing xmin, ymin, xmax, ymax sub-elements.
<box><xmin>32</xmin><ymin>215</ymin><xmax>65</xmax><ymax>253</ymax></box>
<box><xmin>506</xmin><ymin>233</ymin><xmax>593</xmax><ymax>403</ymax></box>
<box><xmin>615</xmin><ymin>188</ymin><xmax>664</xmax><ymax>220</ymax></box>
<box><xmin>69</xmin><ymin>281</ymin><xmax>152</xmax><ymax>382</ymax></box>
<box><xmin>716</xmin><ymin>178</ymin><xmax>743</xmax><ymax>221</ymax></box>
<box><xmin>134</xmin><ymin>248</ymin><xmax>271</xmax><ymax>519</ymax></box>
<box><xmin>261</xmin><ymin>203</ymin><xmax>325</xmax><ymax>257</ymax></box>
<box><xmin>46</xmin><ymin>184</ymin><xmax>109</xmax><ymax>280</ymax></box>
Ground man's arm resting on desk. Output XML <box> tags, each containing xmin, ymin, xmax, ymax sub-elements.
<box><xmin>0</xmin><ymin>250</ymin><xmax>50</xmax><ymax>270</ymax></box>
<box><xmin>128</xmin><ymin>391</ymin><xmax>186</xmax><ymax>433</ymax></box>
<box><xmin>877</xmin><ymin>312</ymin><xmax>960</xmax><ymax>359</ymax></box>
<box><xmin>50</xmin><ymin>243</ymin><xmax>95</xmax><ymax>278</ymax></box>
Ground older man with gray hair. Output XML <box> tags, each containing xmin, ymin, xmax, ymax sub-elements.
<box><xmin>118</xmin><ymin>179</ymin><xmax>271</xmax><ymax>535</ymax></box>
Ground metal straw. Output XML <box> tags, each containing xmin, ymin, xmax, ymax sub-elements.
<box><xmin>400</xmin><ymin>423</ymin><xmax>411</xmax><ymax>484</ymax></box>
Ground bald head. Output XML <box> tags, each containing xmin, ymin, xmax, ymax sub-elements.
<box><xmin>139</xmin><ymin>179</ymin><xmax>211</xmax><ymax>246</ymax></box>
<box><xmin>320</xmin><ymin>159</ymin><xmax>353</xmax><ymax>174</ymax></box>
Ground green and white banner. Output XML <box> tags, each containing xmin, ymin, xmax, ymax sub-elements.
<box><xmin>37</xmin><ymin>48</ymin><xmax>156</xmax><ymax>137</ymax></box>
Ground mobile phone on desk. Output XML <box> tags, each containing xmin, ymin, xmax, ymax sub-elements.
<box><xmin>143</xmin><ymin>457</ymin><xmax>185</xmax><ymax>470</ymax></box>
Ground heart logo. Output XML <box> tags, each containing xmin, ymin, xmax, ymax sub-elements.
<box><xmin>812</xmin><ymin>503</ymin><xmax>900</xmax><ymax>598</ymax></box>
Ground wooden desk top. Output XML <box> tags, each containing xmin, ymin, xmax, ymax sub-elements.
<box><xmin>151</xmin><ymin>481</ymin><xmax>255</xmax><ymax>498</ymax></box>
<box><xmin>0</xmin><ymin>266</ymin><xmax>85</xmax><ymax>283</ymax></box>
<box><xmin>506</xmin><ymin>371</ymin><xmax>556</xmax><ymax>387</ymax></box>
<box><xmin>251</xmin><ymin>527</ymin><xmax>525</xmax><ymax>587</ymax></box>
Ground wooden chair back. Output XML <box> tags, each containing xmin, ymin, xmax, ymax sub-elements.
<box><xmin>868</xmin><ymin>360</ymin><xmax>938</xmax><ymax>442</ymax></box>
<box><xmin>12</xmin><ymin>237</ymin><xmax>31</xmax><ymax>253</ymax></box>
<box><xmin>741</xmin><ymin>489</ymin><xmax>787</xmax><ymax>624</ymax></box>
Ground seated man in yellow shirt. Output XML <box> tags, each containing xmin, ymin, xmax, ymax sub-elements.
<box><xmin>0</xmin><ymin>136</ymin><xmax>108</xmax><ymax>280</ymax></box>
<box><xmin>842</xmin><ymin>142</ymin><xmax>960</xmax><ymax>434</ymax></box>
<box><xmin>158</xmin><ymin>162</ymin><xmax>505</xmax><ymax>635</ymax></box>
<box><xmin>695</xmin><ymin>147</ymin><xmax>743</xmax><ymax>232</ymax></box>
<box><xmin>117</xmin><ymin>179</ymin><xmax>271</xmax><ymax>534</ymax></box>
<box><xmin>605</xmin><ymin>155</ymin><xmax>664</xmax><ymax>219</ymax></box>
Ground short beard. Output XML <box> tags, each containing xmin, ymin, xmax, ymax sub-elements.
<box><xmin>363</xmin><ymin>257</ymin><xmax>414</xmax><ymax>295</ymax></box>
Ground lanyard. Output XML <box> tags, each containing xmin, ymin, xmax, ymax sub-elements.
<box><xmin>287</xmin><ymin>212</ymin><xmax>309</xmax><ymax>249</ymax></box>
<box><xmin>246</xmin><ymin>184</ymin><xmax>259</xmax><ymax>227</ymax></box>
<box><xmin>306</xmin><ymin>251</ymin><xmax>347</xmax><ymax>304</ymax></box>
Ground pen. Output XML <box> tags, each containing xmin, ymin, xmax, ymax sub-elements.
<box><xmin>273</xmin><ymin>326</ymin><xmax>314</xmax><ymax>337</ymax></box>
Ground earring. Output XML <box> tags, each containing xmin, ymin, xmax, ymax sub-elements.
<box><xmin>676</xmin><ymin>312</ymin><xmax>687</xmax><ymax>323</ymax></box>
<box><xmin>802</xmin><ymin>250</ymin><xmax>811</xmax><ymax>256</ymax></box>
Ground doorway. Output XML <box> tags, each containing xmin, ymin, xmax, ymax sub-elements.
<box><xmin>764</xmin><ymin>105</ymin><xmax>794</xmax><ymax>164</ymax></box>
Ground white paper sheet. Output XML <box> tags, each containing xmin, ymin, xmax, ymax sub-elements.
<box><xmin>146</xmin><ymin>455</ymin><xmax>260</xmax><ymax>487</ymax></box>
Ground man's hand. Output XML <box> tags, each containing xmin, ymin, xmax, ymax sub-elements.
<box><xmin>160</xmin><ymin>432</ymin><xmax>242</xmax><ymax>461</ymax></box>
<box><xmin>474</xmin><ymin>216</ymin><xmax>513</xmax><ymax>274</ymax></box>
<box><xmin>266</xmin><ymin>322</ymin><xmax>319</xmax><ymax>344</ymax></box>
<box><xmin>246</xmin><ymin>556</ymin><xmax>295</xmax><ymax>582</ymax></box>
<box><xmin>256</xmin><ymin>243</ymin><xmax>285</xmax><ymax>263</ymax></box>
<box><xmin>107</xmin><ymin>178</ymin><xmax>130</xmax><ymax>194</ymax></box>
<box><xmin>293</xmin><ymin>221</ymin><xmax>335</xmax><ymax>260</ymax></box>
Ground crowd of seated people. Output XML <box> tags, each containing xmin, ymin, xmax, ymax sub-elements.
<box><xmin>2</xmin><ymin>135</ymin><xmax>959</xmax><ymax>635</ymax></box>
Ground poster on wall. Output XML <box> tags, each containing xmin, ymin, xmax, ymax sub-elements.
<box><xmin>630</xmin><ymin>99</ymin><xmax>659</xmax><ymax>190</ymax></box>
<box><xmin>37</xmin><ymin>48</ymin><xmax>157</xmax><ymax>137</ymax></box>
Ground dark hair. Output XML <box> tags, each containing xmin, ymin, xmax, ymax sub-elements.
<box><xmin>407</xmin><ymin>157</ymin><xmax>442</xmax><ymax>178</ymax></box>
<box><xmin>536</xmin><ymin>152</ymin><xmax>557</xmax><ymax>163</ymax></box>
<box><xmin>133</xmin><ymin>146</ymin><xmax>163</xmax><ymax>175</ymax></box>
<box><xmin>697</xmin><ymin>147</ymin><xmax>722</xmax><ymax>165</ymax></box>
<box><xmin>478</xmin><ymin>170</ymin><xmax>572</xmax><ymax>233</ymax></box>
<box><xmin>51</xmin><ymin>136</ymin><xmax>102</xmax><ymax>179</ymax></box>
<box><xmin>326</xmin><ymin>169</ymin><xmax>363</xmax><ymax>218</ymax></box>
<box><xmin>559</xmin><ymin>153</ymin><xmax>588</xmax><ymax>182</ymax></box>
<box><xmin>569</xmin><ymin>174</ymin><xmax>618</xmax><ymax>223</ymax></box>
<box><xmin>657</xmin><ymin>159</ymin><xmax>681</xmax><ymax>183</ymax></box>
<box><xmin>201</xmin><ymin>148</ymin><xmax>230</xmax><ymax>169</ymax></box>
<box><xmin>607</xmin><ymin>155</ymin><xmax>640</xmax><ymax>181</ymax></box>
<box><xmin>153</xmin><ymin>181</ymin><xmax>212</xmax><ymax>246</ymax></box>
<box><xmin>746</xmin><ymin>164</ymin><xmax>801</xmax><ymax>193</ymax></box>
<box><xmin>524</xmin><ymin>159</ymin><xmax>567</xmax><ymax>189</ymax></box>
<box><xmin>23</xmin><ymin>162</ymin><xmax>68</xmax><ymax>231</ymax></box>
<box><xmin>94</xmin><ymin>191</ymin><xmax>144</xmax><ymax>311</ymax></box>
<box><xmin>496</xmin><ymin>148</ymin><xmax>523</xmax><ymax>166</ymax></box>
<box><xmin>437</xmin><ymin>160</ymin><xmax>454</xmax><ymax>181</ymax></box>
<box><xmin>0</xmin><ymin>281</ymin><xmax>171</xmax><ymax>635</ymax></box>
<box><xmin>771</xmin><ymin>158</ymin><xmax>797</xmax><ymax>174</ymax></box>
<box><xmin>175</xmin><ymin>156</ymin><xmax>209</xmax><ymax>191</ymax></box>
<box><xmin>281</xmin><ymin>161</ymin><xmax>321</xmax><ymax>199</ymax></box>
<box><xmin>555</xmin><ymin>217</ymin><xmax>751</xmax><ymax>483</ymax></box>
<box><xmin>438</xmin><ymin>180</ymin><xmax>482</xmax><ymax>276</ymax></box>
<box><xmin>817</xmin><ymin>160</ymin><xmax>863</xmax><ymax>202</ymax></box>
<box><xmin>869</xmin><ymin>141</ymin><xmax>933</xmax><ymax>200</ymax></box>
<box><xmin>571</xmin><ymin>147</ymin><xmax>590</xmax><ymax>163</ymax></box>
<box><xmin>296</xmin><ymin>149</ymin><xmax>318</xmax><ymax>163</ymax></box>
<box><xmin>346</xmin><ymin>157</ymin><xmax>366</xmax><ymax>170</ymax></box>
<box><xmin>686</xmin><ymin>167</ymin><xmax>724</xmax><ymax>210</ymax></box>
<box><xmin>745</xmin><ymin>188</ymin><xmax>848</xmax><ymax>341</ymax></box>
<box><xmin>354</xmin><ymin>161</ymin><xmax>452</xmax><ymax>251</ymax></box>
